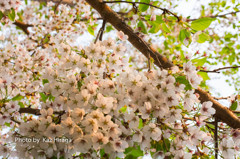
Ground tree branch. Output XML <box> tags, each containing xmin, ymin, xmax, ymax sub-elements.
<box><xmin>94</xmin><ymin>20</ymin><xmax>106</xmax><ymax>43</ymax></box>
<box><xmin>19</xmin><ymin>108</ymin><xmax>65</xmax><ymax>116</ymax></box>
<box><xmin>103</xmin><ymin>1</ymin><xmax>180</xmax><ymax>21</ymax></box>
<box><xmin>31</xmin><ymin>0</ymin><xmax>74</xmax><ymax>6</ymax></box>
<box><xmin>86</xmin><ymin>0</ymin><xmax>174</xmax><ymax>69</ymax></box>
<box><xmin>19</xmin><ymin>108</ymin><xmax>40</xmax><ymax>115</ymax></box>
<box><xmin>197</xmin><ymin>65</ymin><xmax>240</xmax><ymax>73</ymax></box>
<box><xmin>213</xmin><ymin>96</ymin><xmax>231</xmax><ymax>100</ymax></box>
<box><xmin>86</xmin><ymin>0</ymin><xmax>240</xmax><ymax>129</ymax></box>
<box><xmin>214</xmin><ymin>116</ymin><xmax>218</xmax><ymax>159</ymax></box>
<box><xmin>211</xmin><ymin>65</ymin><xmax>240</xmax><ymax>72</ymax></box>
<box><xmin>13</xmin><ymin>20</ymin><xmax>33</xmax><ymax>35</ymax></box>
<box><xmin>195</xmin><ymin>87</ymin><xmax>240</xmax><ymax>129</ymax></box>
<box><xmin>187</xmin><ymin>10</ymin><xmax>240</xmax><ymax>21</ymax></box>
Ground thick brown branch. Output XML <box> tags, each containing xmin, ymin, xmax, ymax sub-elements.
<box><xmin>86</xmin><ymin>0</ymin><xmax>240</xmax><ymax>129</ymax></box>
<box><xmin>13</xmin><ymin>20</ymin><xmax>33</xmax><ymax>35</ymax></box>
<box><xmin>196</xmin><ymin>87</ymin><xmax>240</xmax><ymax>129</ymax></box>
<box><xmin>19</xmin><ymin>108</ymin><xmax>40</xmax><ymax>115</ymax></box>
<box><xmin>19</xmin><ymin>108</ymin><xmax>65</xmax><ymax>116</ymax></box>
<box><xmin>86</xmin><ymin>0</ymin><xmax>173</xmax><ymax>69</ymax></box>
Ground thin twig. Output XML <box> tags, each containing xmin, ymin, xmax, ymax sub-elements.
<box><xmin>94</xmin><ymin>20</ymin><xmax>106</xmax><ymax>43</ymax></box>
<box><xmin>103</xmin><ymin>1</ymin><xmax>180</xmax><ymax>21</ymax></box>
<box><xmin>198</xmin><ymin>69</ymin><xmax>220</xmax><ymax>73</ymax></box>
<box><xmin>212</xmin><ymin>65</ymin><xmax>240</xmax><ymax>72</ymax></box>
<box><xmin>214</xmin><ymin>116</ymin><xmax>218</xmax><ymax>159</ymax></box>
<box><xmin>198</xmin><ymin>65</ymin><xmax>240</xmax><ymax>73</ymax></box>
<box><xmin>10</xmin><ymin>117</ymin><xmax>21</xmax><ymax>124</ymax></box>
<box><xmin>0</xmin><ymin>112</ymin><xmax>21</xmax><ymax>124</ymax></box>
<box><xmin>99</xmin><ymin>20</ymin><xmax>106</xmax><ymax>41</ymax></box>
<box><xmin>187</xmin><ymin>10</ymin><xmax>240</xmax><ymax>21</ymax></box>
<box><xmin>213</xmin><ymin>96</ymin><xmax>231</xmax><ymax>100</ymax></box>
<box><xmin>233</xmin><ymin>110</ymin><xmax>240</xmax><ymax>113</ymax></box>
<box><xmin>54</xmin><ymin>0</ymin><xmax>63</xmax><ymax>13</ymax></box>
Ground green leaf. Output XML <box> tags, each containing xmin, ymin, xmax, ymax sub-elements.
<box><xmin>155</xmin><ymin>141</ymin><xmax>163</xmax><ymax>151</ymax></box>
<box><xmin>138</xmin><ymin>118</ymin><xmax>143</xmax><ymax>129</ymax></box>
<box><xmin>18</xmin><ymin>102</ymin><xmax>25</xmax><ymax>108</ymax></box>
<box><xmin>139</xmin><ymin>0</ymin><xmax>150</xmax><ymax>12</ymax></box>
<box><xmin>206</xmin><ymin>123</ymin><xmax>215</xmax><ymax>129</ymax></box>
<box><xmin>77</xmin><ymin>80</ymin><xmax>84</xmax><ymax>91</ymax></box>
<box><xmin>198</xmin><ymin>72</ymin><xmax>210</xmax><ymax>81</ymax></box>
<box><xmin>210</xmin><ymin>156</ymin><xmax>215</xmax><ymax>159</ymax></box>
<box><xmin>5</xmin><ymin>122</ymin><xmax>10</xmax><ymax>127</ymax></box>
<box><xmin>176</xmin><ymin>76</ymin><xmax>192</xmax><ymax>90</ymax></box>
<box><xmin>100</xmin><ymin>149</ymin><xmax>105</xmax><ymax>157</ymax></box>
<box><xmin>178</xmin><ymin>29</ymin><xmax>188</xmax><ymax>42</ymax></box>
<box><xmin>197</xmin><ymin>32</ymin><xmax>210</xmax><ymax>43</ymax></box>
<box><xmin>40</xmin><ymin>92</ymin><xmax>48</xmax><ymax>103</ymax></box>
<box><xmin>42</xmin><ymin>79</ymin><xmax>49</xmax><ymax>85</ymax></box>
<box><xmin>7</xmin><ymin>8</ymin><xmax>15</xmax><ymax>21</ymax></box>
<box><xmin>137</xmin><ymin>21</ymin><xmax>147</xmax><ymax>34</ymax></box>
<box><xmin>124</xmin><ymin>146</ymin><xmax>143</xmax><ymax>157</ymax></box>
<box><xmin>192</xmin><ymin>57</ymin><xmax>207</xmax><ymax>66</ymax></box>
<box><xmin>162</xmin><ymin>138</ymin><xmax>170</xmax><ymax>152</ymax></box>
<box><xmin>106</xmin><ymin>25</ymin><xmax>113</xmax><ymax>32</ymax></box>
<box><xmin>119</xmin><ymin>105</ymin><xmax>127</xmax><ymax>113</ymax></box>
<box><xmin>156</xmin><ymin>15</ymin><xmax>164</xmax><ymax>24</ymax></box>
<box><xmin>12</xmin><ymin>94</ymin><xmax>23</xmax><ymax>101</ymax></box>
<box><xmin>230</xmin><ymin>101</ymin><xmax>238</xmax><ymax>111</ymax></box>
<box><xmin>161</xmin><ymin>23</ymin><xmax>171</xmax><ymax>33</ymax></box>
<box><xmin>43</xmin><ymin>34</ymin><xmax>50</xmax><ymax>44</ymax></box>
<box><xmin>39</xmin><ymin>2</ymin><xmax>47</xmax><ymax>10</ymax></box>
<box><xmin>228</xmin><ymin>53</ymin><xmax>235</xmax><ymax>65</ymax></box>
<box><xmin>191</xmin><ymin>17</ymin><xmax>215</xmax><ymax>31</ymax></box>
<box><xmin>148</xmin><ymin>22</ymin><xmax>161</xmax><ymax>33</ymax></box>
<box><xmin>87</xmin><ymin>26</ymin><xmax>94</xmax><ymax>35</ymax></box>
<box><xmin>221</xmin><ymin>1</ymin><xmax>226</xmax><ymax>7</ymax></box>
<box><xmin>48</xmin><ymin>94</ymin><xmax>55</xmax><ymax>102</ymax></box>
<box><xmin>0</xmin><ymin>11</ymin><xmax>4</xmax><ymax>21</ymax></box>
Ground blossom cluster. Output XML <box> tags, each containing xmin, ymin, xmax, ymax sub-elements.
<box><xmin>0</xmin><ymin>33</ymin><xmax>234</xmax><ymax>158</ymax></box>
<box><xmin>0</xmin><ymin>1</ymin><xmax>239</xmax><ymax>159</ymax></box>
<box><xmin>183</xmin><ymin>61</ymin><xmax>202</xmax><ymax>89</ymax></box>
<box><xmin>0</xmin><ymin>0</ymin><xmax>20</xmax><ymax>12</ymax></box>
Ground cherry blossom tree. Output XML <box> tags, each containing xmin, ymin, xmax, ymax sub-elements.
<box><xmin>0</xmin><ymin>0</ymin><xmax>240</xmax><ymax>158</ymax></box>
